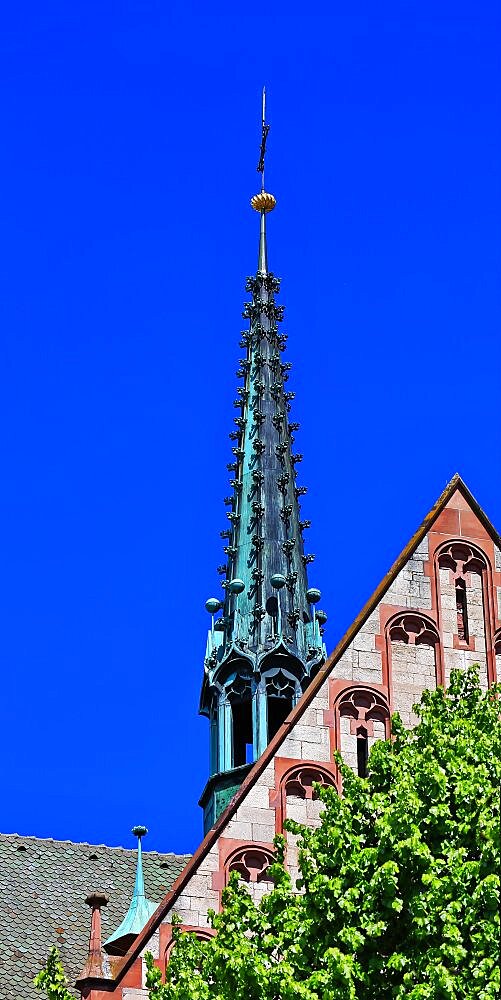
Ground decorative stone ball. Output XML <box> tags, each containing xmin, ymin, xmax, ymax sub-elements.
<box><xmin>316</xmin><ymin>609</ymin><xmax>328</xmax><ymax>625</ymax></box>
<box><xmin>271</xmin><ymin>573</ymin><xmax>287</xmax><ymax>590</ymax></box>
<box><xmin>229</xmin><ymin>578</ymin><xmax>245</xmax><ymax>594</ymax></box>
<box><xmin>205</xmin><ymin>597</ymin><xmax>222</xmax><ymax>615</ymax></box>
<box><xmin>132</xmin><ymin>825</ymin><xmax>148</xmax><ymax>838</ymax></box>
<box><xmin>306</xmin><ymin>587</ymin><xmax>322</xmax><ymax>604</ymax></box>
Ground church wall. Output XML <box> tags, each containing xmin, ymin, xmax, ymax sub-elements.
<box><xmin>84</xmin><ymin>488</ymin><xmax>500</xmax><ymax>1000</ymax></box>
<box><xmin>330</xmin><ymin>609</ymin><xmax>383</xmax><ymax>685</ymax></box>
<box><xmin>278</xmin><ymin>686</ymin><xmax>331</xmax><ymax>761</ymax></box>
<box><xmin>163</xmin><ymin>844</ymin><xmax>220</xmax><ymax>931</ymax></box>
<box><xmin>154</xmin><ymin>490</ymin><xmax>500</xmax><ymax>950</ymax></box>
<box><xmin>384</xmin><ymin>537</ymin><xmax>432</xmax><ymax>609</ymax></box>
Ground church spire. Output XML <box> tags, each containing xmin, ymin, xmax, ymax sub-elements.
<box><xmin>199</xmin><ymin>93</ymin><xmax>327</xmax><ymax>833</ymax></box>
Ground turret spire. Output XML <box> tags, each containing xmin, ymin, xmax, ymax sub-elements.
<box><xmin>104</xmin><ymin>826</ymin><xmax>156</xmax><ymax>956</ymax></box>
<box><xmin>199</xmin><ymin>93</ymin><xmax>326</xmax><ymax>833</ymax></box>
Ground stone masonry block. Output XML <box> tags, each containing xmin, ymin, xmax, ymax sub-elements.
<box><xmin>224</xmin><ymin>818</ymin><xmax>253</xmax><ymax>840</ymax></box>
<box><xmin>251</xmin><ymin>822</ymin><xmax>276</xmax><ymax>842</ymax></box>
<box><xmin>235</xmin><ymin>805</ymin><xmax>275</xmax><ymax>825</ymax></box>
<box><xmin>414</xmin><ymin>537</ymin><xmax>429</xmax><ymax>557</ymax></box>
<box><xmin>301</xmin><ymin>739</ymin><xmax>330</xmax><ymax>762</ymax></box>
<box><xmin>291</xmin><ymin>723</ymin><xmax>326</xmax><ymax>745</ymax></box>
<box><xmin>280</xmin><ymin>737</ymin><xmax>303</xmax><ymax>758</ymax></box>
<box><xmin>351</xmin><ymin>666</ymin><xmax>383</xmax><ymax>684</ymax></box>
<box><xmin>258</xmin><ymin>764</ymin><xmax>276</xmax><ymax>788</ymax></box>
<box><xmin>200</xmin><ymin>847</ymin><xmax>221</xmax><ymax>874</ymax></box>
<box><xmin>353</xmin><ymin>632</ymin><xmax>376</xmax><ymax>653</ymax></box>
<box><xmin>183</xmin><ymin>875</ymin><xmax>213</xmax><ymax>898</ymax></box>
<box><xmin>357</xmin><ymin>650</ymin><xmax>382</xmax><ymax>673</ymax></box>
<box><xmin>300</xmin><ymin>707</ymin><xmax>319</xmax><ymax>727</ymax></box>
<box><xmin>243</xmin><ymin>784</ymin><xmax>272</xmax><ymax>809</ymax></box>
<box><xmin>310</xmin><ymin>685</ymin><xmax>330</xmax><ymax>710</ymax></box>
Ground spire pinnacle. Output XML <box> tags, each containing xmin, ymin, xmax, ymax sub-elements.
<box><xmin>76</xmin><ymin>891</ymin><xmax>111</xmax><ymax>985</ymax></box>
<box><xmin>251</xmin><ymin>87</ymin><xmax>276</xmax><ymax>274</ymax></box>
<box><xmin>130</xmin><ymin>824</ymin><xmax>147</xmax><ymax>902</ymax></box>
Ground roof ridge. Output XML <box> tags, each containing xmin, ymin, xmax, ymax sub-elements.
<box><xmin>0</xmin><ymin>831</ymin><xmax>190</xmax><ymax>858</ymax></box>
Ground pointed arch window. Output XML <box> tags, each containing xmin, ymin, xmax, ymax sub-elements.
<box><xmin>284</xmin><ymin>764</ymin><xmax>336</xmax><ymax>801</ymax></box>
<box><xmin>336</xmin><ymin>688</ymin><xmax>390</xmax><ymax>776</ymax></box>
<box><xmin>435</xmin><ymin>540</ymin><xmax>493</xmax><ymax>688</ymax></box>
<box><xmin>387</xmin><ymin>612</ymin><xmax>441</xmax><ymax>721</ymax></box>
<box><xmin>273</xmin><ymin>761</ymin><xmax>338</xmax><ymax>833</ymax></box>
<box><xmin>356</xmin><ymin>727</ymin><xmax>368</xmax><ymax>778</ymax></box>
<box><xmin>164</xmin><ymin>927</ymin><xmax>215</xmax><ymax>966</ymax></box>
<box><xmin>264</xmin><ymin>669</ymin><xmax>299</xmax><ymax>742</ymax></box>
<box><xmin>225</xmin><ymin>674</ymin><xmax>253</xmax><ymax>768</ymax></box>
<box><xmin>455</xmin><ymin>579</ymin><xmax>468</xmax><ymax>642</ymax></box>
<box><xmin>437</xmin><ymin>541</ymin><xmax>487</xmax><ymax>647</ymax></box>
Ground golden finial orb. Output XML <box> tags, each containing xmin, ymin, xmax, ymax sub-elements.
<box><xmin>251</xmin><ymin>191</ymin><xmax>276</xmax><ymax>213</ymax></box>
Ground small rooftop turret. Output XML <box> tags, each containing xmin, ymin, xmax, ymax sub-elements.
<box><xmin>104</xmin><ymin>826</ymin><xmax>156</xmax><ymax>956</ymax></box>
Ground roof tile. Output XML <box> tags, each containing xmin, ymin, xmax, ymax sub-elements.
<box><xmin>0</xmin><ymin>833</ymin><xmax>189</xmax><ymax>1000</ymax></box>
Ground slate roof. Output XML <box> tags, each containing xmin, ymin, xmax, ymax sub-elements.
<box><xmin>0</xmin><ymin>832</ymin><xmax>190</xmax><ymax>1000</ymax></box>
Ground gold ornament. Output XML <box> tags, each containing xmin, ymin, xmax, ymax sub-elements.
<box><xmin>250</xmin><ymin>191</ymin><xmax>276</xmax><ymax>213</ymax></box>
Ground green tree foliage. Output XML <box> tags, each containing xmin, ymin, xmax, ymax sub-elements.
<box><xmin>146</xmin><ymin>667</ymin><xmax>500</xmax><ymax>1000</ymax></box>
<box><xmin>34</xmin><ymin>947</ymin><xmax>74</xmax><ymax>1000</ymax></box>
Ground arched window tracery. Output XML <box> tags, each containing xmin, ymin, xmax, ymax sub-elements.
<box><xmin>283</xmin><ymin>764</ymin><xmax>336</xmax><ymax>801</ymax></box>
<box><xmin>336</xmin><ymin>688</ymin><xmax>390</xmax><ymax>776</ymax></box>
<box><xmin>164</xmin><ymin>927</ymin><xmax>215</xmax><ymax>965</ymax></box>
<box><xmin>227</xmin><ymin>846</ymin><xmax>274</xmax><ymax>884</ymax></box>
<box><xmin>388</xmin><ymin>613</ymin><xmax>439</xmax><ymax>647</ymax></box>
<box><xmin>337</xmin><ymin>688</ymin><xmax>390</xmax><ymax>734</ymax></box>
<box><xmin>263</xmin><ymin>668</ymin><xmax>300</xmax><ymax>742</ymax></box>
<box><xmin>437</xmin><ymin>541</ymin><xmax>487</xmax><ymax>577</ymax></box>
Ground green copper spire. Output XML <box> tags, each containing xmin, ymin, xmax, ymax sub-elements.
<box><xmin>199</xmin><ymin>93</ymin><xmax>327</xmax><ymax>833</ymax></box>
<box><xmin>258</xmin><ymin>210</ymin><xmax>268</xmax><ymax>274</ymax></box>
<box><xmin>104</xmin><ymin>826</ymin><xmax>157</xmax><ymax>956</ymax></box>
<box><xmin>257</xmin><ymin>87</ymin><xmax>271</xmax><ymax>275</ymax></box>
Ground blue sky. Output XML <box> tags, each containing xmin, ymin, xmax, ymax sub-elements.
<box><xmin>0</xmin><ymin>1</ymin><xmax>499</xmax><ymax>856</ymax></box>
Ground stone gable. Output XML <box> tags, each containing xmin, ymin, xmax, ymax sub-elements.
<box><xmin>78</xmin><ymin>480</ymin><xmax>500</xmax><ymax>997</ymax></box>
